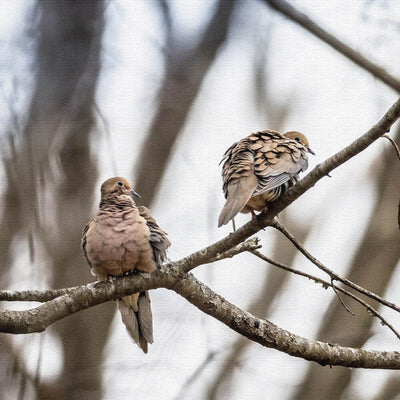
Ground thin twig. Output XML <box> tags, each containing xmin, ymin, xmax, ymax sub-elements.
<box><xmin>250</xmin><ymin>250</ymin><xmax>400</xmax><ymax>340</ymax></box>
<box><xmin>383</xmin><ymin>134</ymin><xmax>400</xmax><ymax>161</ymax></box>
<box><xmin>271</xmin><ymin>220</ymin><xmax>400</xmax><ymax>314</ymax></box>
<box><xmin>330</xmin><ymin>277</ymin><xmax>355</xmax><ymax>317</ymax></box>
<box><xmin>205</xmin><ymin>237</ymin><xmax>261</xmax><ymax>265</ymax></box>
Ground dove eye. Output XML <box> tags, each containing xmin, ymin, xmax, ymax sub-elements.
<box><xmin>294</xmin><ymin>137</ymin><xmax>301</xmax><ymax>142</ymax></box>
<box><xmin>117</xmin><ymin>181</ymin><xmax>124</xmax><ymax>187</ymax></box>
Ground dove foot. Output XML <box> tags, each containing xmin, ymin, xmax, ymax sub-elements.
<box><xmin>124</xmin><ymin>269</ymin><xmax>135</xmax><ymax>276</ymax></box>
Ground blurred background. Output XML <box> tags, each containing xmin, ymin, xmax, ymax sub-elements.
<box><xmin>0</xmin><ymin>0</ymin><xmax>400</xmax><ymax>399</ymax></box>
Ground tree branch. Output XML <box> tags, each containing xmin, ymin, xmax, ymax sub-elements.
<box><xmin>1</xmin><ymin>97</ymin><xmax>400</xmax><ymax>368</ymax></box>
<box><xmin>262</xmin><ymin>0</ymin><xmax>400</xmax><ymax>93</ymax></box>
<box><xmin>0</xmin><ymin>239</ymin><xmax>261</xmax><ymax>304</ymax></box>
<box><xmin>250</xmin><ymin>250</ymin><xmax>400</xmax><ymax>341</ymax></box>
<box><xmin>0</xmin><ymin>287</ymin><xmax>78</xmax><ymax>302</ymax></box>
<box><xmin>176</xmin><ymin>95</ymin><xmax>400</xmax><ymax>274</ymax></box>
<box><xmin>171</xmin><ymin>272</ymin><xmax>400</xmax><ymax>369</ymax></box>
<box><xmin>2</xmin><ymin>267</ymin><xmax>400</xmax><ymax>369</ymax></box>
<box><xmin>271</xmin><ymin>220</ymin><xmax>400</xmax><ymax>314</ymax></box>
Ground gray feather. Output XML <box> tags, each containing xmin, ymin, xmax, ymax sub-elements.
<box><xmin>137</xmin><ymin>291</ymin><xmax>153</xmax><ymax>343</ymax></box>
<box><xmin>218</xmin><ymin>175</ymin><xmax>258</xmax><ymax>226</ymax></box>
<box><xmin>117</xmin><ymin>299</ymin><xmax>140</xmax><ymax>346</ymax></box>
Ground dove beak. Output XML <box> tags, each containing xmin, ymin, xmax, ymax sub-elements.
<box><xmin>130</xmin><ymin>189</ymin><xmax>141</xmax><ymax>199</ymax></box>
<box><xmin>307</xmin><ymin>147</ymin><xmax>315</xmax><ymax>155</ymax></box>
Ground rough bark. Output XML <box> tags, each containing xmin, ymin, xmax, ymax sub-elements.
<box><xmin>2</xmin><ymin>267</ymin><xmax>400</xmax><ymax>369</ymax></box>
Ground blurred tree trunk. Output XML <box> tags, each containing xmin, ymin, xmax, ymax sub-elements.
<box><xmin>1</xmin><ymin>1</ymin><xmax>107</xmax><ymax>399</ymax></box>
<box><xmin>37</xmin><ymin>2</ymin><xmax>108</xmax><ymax>399</ymax></box>
<box><xmin>134</xmin><ymin>0</ymin><xmax>237</xmax><ymax>204</ymax></box>
<box><xmin>373</xmin><ymin>373</ymin><xmax>400</xmax><ymax>400</ymax></box>
<box><xmin>295</xmin><ymin>128</ymin><xmax>400</xmax><ymax>400</ymax></box>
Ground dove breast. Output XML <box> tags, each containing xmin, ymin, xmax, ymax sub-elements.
<box><xmin>84</xmin><ymin>205</ymin><xmax>156</xmax><ymax>279</ymax></box>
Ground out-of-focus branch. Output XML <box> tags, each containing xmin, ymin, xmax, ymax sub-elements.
<box><xmin>173</xmin><ymin>351</ymin><xmax>218</xmax><ymax>400</ymax></box>
<box><xmin>0</xmin><ymin>336</ymin><xmax>40</xmax><ymax>399</ymax></box>
<box><xmin>251</xmin><ymin>250</ymin><xmax>400</xmax><ymax>340</ymax></box>
<box><xmin>373</xmin><ymin>373</ymin><xmax>400</xmax><ymax>400</ymax></box>
<box><xmin>134</xmin><ymin>0</ymin><xmax>237</xmax><ymax>204</ymax></box>
<box><xmin>2</xmin><ymin>2</ymin><xmax>108</xmax><ymax>399</ymax></box>
<box><xmin>262</xmin><ymin>0</ymin><xmax>400</xmax><ymax>93</ymax></box>
<box><xmin>2</xmin><ymin>267</ymin><xmax>400</xmax><ymax>369</ymax></box>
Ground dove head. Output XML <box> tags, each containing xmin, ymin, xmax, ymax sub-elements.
<box><xmin>284</xmin><ymin>131</ymin><xmax>315</xmax><ymax>155</ymax></box>
<box><xmin>100</xmin><ymin>177</ymin><xmax>141</xmax><ymax>202</ymax></box>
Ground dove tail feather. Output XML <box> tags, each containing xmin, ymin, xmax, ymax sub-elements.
<box><xmin>117</xmin><ymin>292</ymin><xmax>153</xmax><ymax>353</ymax></box>
<box><xmin>218</xmin><ymin>195</ymin><xmax>248</xmax><ymax>227</ymax></box>
<box><xmin>218</xmin><ymin>175</ymin><xmax>258</xmax><ymax>227</ymax></box>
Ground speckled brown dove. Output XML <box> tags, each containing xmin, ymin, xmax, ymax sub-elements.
<box><xmin>218</xmin><ymin>129</ymin><xmax>314</xmax><ymax>227</ymax></box>
<box><xmin>82</xmin><ymin>177</ymin><xmax>171</xmax><ymax>353</ymax></box>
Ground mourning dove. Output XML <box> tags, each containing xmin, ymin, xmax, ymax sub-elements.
<box><xmin>218</xmin><ymin>129</ymin><xmax>314</xmax><ymax>227</ymax></box>
<box><xmin>82</xmin><ymin>177</ymin><xmax>170</xmax><ymax>353</ymax></box>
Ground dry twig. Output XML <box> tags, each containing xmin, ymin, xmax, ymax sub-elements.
<box><xmin>271</xmin><ymin>220</ymin><xmax>400</xmax><ymax>314</ymax></box>
<box><xmin>250</xmin><ymin>250</ymin><xmax>400</xmax><ymax>341</ymax></box>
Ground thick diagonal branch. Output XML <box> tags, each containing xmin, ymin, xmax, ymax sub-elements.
<box><xmin>174</xmin><ymin>96</ymin><xmax>400</xmax><ymax>274</ymax></box>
